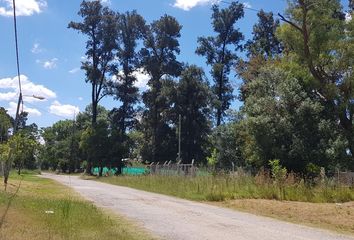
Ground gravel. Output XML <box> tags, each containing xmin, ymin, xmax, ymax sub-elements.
<box><xmin>41</xmin><ymin>173</ymin><xmax>354</xmax><ymax>240</ymax></box>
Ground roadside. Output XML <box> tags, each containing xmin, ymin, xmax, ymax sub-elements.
<box><xmin>0</xmin><ymin>172</ymin><xmax>156</xmax><ymax>240</ymax></box>
<box><xmin>213</xmin><ymin>199</ymin><xmax>354</xmax><ymax>236</ymax></box>
<box><xmin>94</xmin><ymin>174</ymin><xmax>354</xmax><ymax>236</ymax></box>
<box><xmin>42</xmin><ymin>173</ymin><xmax>354</xmax><ymax>240</ymax></box>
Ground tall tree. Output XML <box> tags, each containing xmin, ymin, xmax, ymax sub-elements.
<box><xmin>109</xmin><ymin>11</ymin><xmax>146</xmax><ymax>136</ymax></box>
<box><xmin>140</xmin><ymin>15</ymin><xmax>183</xmax><ymax>162</ymax></box>
<box><xmin>196</xmin><ymin>2</ymin><xmax>244</xmax><ymax>126</ymax></box>
<box><xmin>69</xmin><ymin>0</ymin><xmax>118</xmax><ymax>126</ymax></box>
<box><xmin>277</xmin><ymin>0</ymin><xmax>354</xmax><ymax>165</ymax></box>
<box><xmin>175</xmin><ymin>66</ymin><xmax>212</xmax><ymax>163</ymax></box>
<box><xmin>245</xmin><ymin>10</ymin><xmax>282</xmax><ymax>58</ymax></box>
<box><xmin>238</xmin><ymin>10</ymin><xmax>282</xmax><ymax>101</ymax></box>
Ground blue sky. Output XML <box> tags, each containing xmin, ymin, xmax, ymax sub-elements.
<box><xmin>0</xmin><ymin>0</ymin><xmax>294</xmax><ymax>127</ymax></box>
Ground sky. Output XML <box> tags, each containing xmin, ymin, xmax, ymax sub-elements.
<box><xmin>0</xmin><ymin>0</ymin><xmax>295</xmax><ymax>127</ymax></box>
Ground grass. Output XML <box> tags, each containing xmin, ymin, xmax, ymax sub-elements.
<box><xmin>93</xmin><ymin>173</ymin><xmax>354</xmax><ymax>235</ymax></box>
<box><xmin>215</xmin><ymin>199</ymin><xmax>354</xmax><ymax>236</ymax></box>
<box><xmin>95</xmin><ymin>172</ymin><xmax>354</xmax><ymax>203</ymax></box>
<box><xmin>0</xmin><ymin>172</ymin><xmax>155</xmax><ymax>240</ymax></box>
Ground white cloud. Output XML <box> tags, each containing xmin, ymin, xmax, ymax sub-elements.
<box><xmin>0</xmin><ymin>91</ymin><xmax>17</xmax><ymax>101</ymax></box>
<box><xmin>37</xmin><ymin>58</ymin><xmax>58</xmax><ymax>69</ymax></box>
<box><xmin>243</xmin><ymin>2</ymin><xmax>251</xmax><ymax>8</ymax></box>
<box><xmin>114</xmin><ymin>69</ymin><xmax>150</xmax><ymax>92</ymax></box>
<box><xmin>31</xmin><ymin>43</ymin><xmax>43</xmax><ymax>54</ymax></box>
<box><xmin>133</xmin><ymin>70</ymin><xmax>150</xmax><ymax>91</ymax></box>
<box><xmin>69</xmin><ymin>67</ymin><xmax>80</xmax><ymax>74</ymax></box>
<box><xmin>7</xmin><ymin>101</ymin><xmax>41</xmax><ymax>117</ymax></box>
<box><xmin>49</xmin><ymin>100</ymin><xmax>79</xmax><ymax>118</ymax></box>
<box><xmin>0</xmin><ymin>75</ymin><xmax>56</xmax><ymax>103</ymax></box>
<box><xmin>100</xmin><ymin>0</ymin><xmax>111</xmax><ymax>5</ymax></box>
<box><xmin>346</xmin><ymin>12</ymin><xmax>352</xmax><ymax>23</ymax></box>
<box><xmin>78</xmin><ymin>97</ymin><xmax>83</xmax><ymax>101</ymax></box>
<box><xmin>0</xmin><ymin>0</ymin><xmax>47</xmax><ymax>17</ymax></box>
<box><xmin>173</xmin><ymin>0</ymin><xmax>219</xmax><ymax>11</ymax></box>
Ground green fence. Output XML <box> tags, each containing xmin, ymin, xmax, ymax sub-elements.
<box><xmin>92</xmin><ymin>167</ymin><xmax>148</xmax><ymax>176</ymax></box>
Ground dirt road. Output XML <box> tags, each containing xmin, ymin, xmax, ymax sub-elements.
<box><xmin>41</xmin><ymin>173</ymin><xmax>354</xmax><ymax>240</ymax></box>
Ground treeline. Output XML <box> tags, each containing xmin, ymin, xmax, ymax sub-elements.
<box><xmin>0</xmin><ymin>109</ymin><xmax>40</xmax><ymax>175</ymax></box>
<box><xmin>2</xmin><ymin>0</ymin><xmax>353</xmax><ymax>177</ymax></box>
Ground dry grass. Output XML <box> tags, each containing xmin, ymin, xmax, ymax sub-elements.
<box><xmin>0</xmin><ymin>173</ymin><xmax>156</xmax><ymax>240</ymax></box>
<box><xmin>214</xmin><ymin>199</ymin><xmax>354</xmax><ymax>236</ymax></box>
<box><xmin>94</xmin><ymin>173</ymin><xmax>354</xmax><ymax>235</ymax></box>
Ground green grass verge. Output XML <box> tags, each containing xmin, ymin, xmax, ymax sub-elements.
<box><xmin>0</xmin><ymin>172</ymin><xmax>155</xmax><ymax>240</ymax></box>
<box><xmin>95</xmin><ymin>174</ymin><xmax>354</xmax><ymax>203</ymax></box>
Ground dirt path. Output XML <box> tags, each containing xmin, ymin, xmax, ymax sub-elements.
<box><xmin>40</xmin><ymin>173</ymin><xmax>354</xmax><ymax>240</ymax></box>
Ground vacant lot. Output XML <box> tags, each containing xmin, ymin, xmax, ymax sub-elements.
<box><xmin>0</xmin><ymin>172</ymin><xmax>155</xmax><ymax>240</ymax></box>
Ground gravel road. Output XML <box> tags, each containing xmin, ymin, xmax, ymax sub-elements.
<box><xmin>41</xmin><ymin>173</ymin><xmax>354</xmax><ymax>240</ymax></box>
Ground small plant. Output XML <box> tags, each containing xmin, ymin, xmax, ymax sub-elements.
<box><xmin>269</xmin><ymin>159</ymin><xmax>287</xmax><ymax>185</ymax></box>
<box><xmin>207</xmin><ymin>149</ymin><xmax>218</xmax><ymax>167</ymax></box>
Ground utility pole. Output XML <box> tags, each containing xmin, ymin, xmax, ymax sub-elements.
<box><xmin>69</xmin><ymin>113</ymin><xmax>76</xmax><ymax>173</ymax></box>
<box><xmin>178</xmin><ymin>114</ymin><xmax>181</xmax><ymax>162</ymax></box>
<box><xmin>4</xmin><ymin>0</ymin><xmax>22</xmax><ymax>186</ymax></box>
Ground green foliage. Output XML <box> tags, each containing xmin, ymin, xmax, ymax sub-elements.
<box><xmin>0</xmin><ymin>107</ymin><xmax>12</xmax><ymax>143</ymax></box>
<box><xmin>242</xmin><ymin>66</ymin><xmax>348</xmax><ymax>172</ymax></box>
<box><xmin>9</xmin><ymin>132</ymin><xmax>39</xmax><ymax>173</ymax></box>
<box><xmin>245</xmin><ymin>10</ymin><xmax>282</xmax><ymax>58</ymax></box>
<box><xmin>69</xmin><ymin>0</ymin><xmax>118</xmax><ymax>126</ymax></box>
<box><xmin>269</xmin><ymin>159</ymin><xmax>287</xmax><ymax>184</ymax></box>
<box><xmin>207</xmin><ymin>149</ymin><xmax>218</xmax><ymax>167</ymax></box>
<box><xmin>209</xmin><ymin>118</ymin><xmax>246</xmax><ymax>169</ymax></box>
<box><xmin>98</xmin><ymin>173</ymin><xmax>354</xmax><ymax>203</ymax></box>
<box><xmin>108</xmin><ymin>11</ymin><xmax>146</xmax><ymax>137</ymax></box>
<box><xmin>196</xmin><ymin>1</ymin><xmax>244</xmax><ymax>126</ymax></box>
<box><xmin>140</xmin><ymin>14</ymin><xmax>182</xmax><ymax>162</ymax></box>
<box><xmin>80</xmin><ymin>120</ymin><xmax>109</xmax><ymax>175</ymax></box>
<box><xmin>175</xmin><ymin>65</ymin><xmax>212</xmax><ymax>163</ymax></box>
<box><xmin>276</xmin><ymin>0</ymin><xmax>354</xmax><ymax>167</ymax></box>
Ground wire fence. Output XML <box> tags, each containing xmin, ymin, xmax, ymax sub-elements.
<box><xmin>148</xmin><ymin>160</ymin><xmax>197</xmax><ymax>176</ymax></box>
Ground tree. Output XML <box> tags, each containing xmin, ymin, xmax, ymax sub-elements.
<box><xmin>245</xmin><ymin>10</ymin><xmax>282</xmax><ymax>58</ymax></box>
<box><xmin>0</xmin><ymin>107</ymin><xmax>12</xmax><ymax>143</ymax></box>
<box><xmin>209</xmin><ymin>112</ymin><xmax>246</xmax><ymax>169</ymax></box>
<box><xmin>175</xmin><ymin>66</ymin><xmax>212</xmax><ymax>163</ymax></box>
<box><xmin>40</xmin><ymin>120</ymin><xmax>81</xmax><ymax>172</ymax></box>
<box><xmin>277</xmin><ymin>0</ymin><xmax>354</xmax><ymax>166</ymax></box>
<box><xmin>69</xmin><ymin>0</ymin><xmax>118</xmax><ymax>126</ymax></box>
<box><xmin>80</xmin><ymin>120</ymin><xmax>109</xmax><ymax>176</ymax></box>
<box><xmin>9</xmin><ymin>133</ymin><xmax>38</xmax><ymax>175</ymax></box>
<box><xmin>238</xmin><ymin>10</ymin><xmax>282</xmax><ymax>101</ymax></box>
<box><xmin>109</xmin><ymin>11</ymin><xmax>146</xmax><ymax>137</ymax></box>
<box><xmin>243</xmin><ymin>66</ymin><xmax>348</xmax><ymax>172</ymax></box>
<box><xmin>140</xmin><ymin>15</ymin><xmax>183</xmax><ymax>162</ymax></box>
<box><xmin>196</xmin><ymin>2</ymin><xmax>244</xmax><ymax>126</ymax></box>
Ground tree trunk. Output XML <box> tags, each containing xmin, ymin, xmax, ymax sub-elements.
<box><xmin>92</xmin><ymin>101</ymin><xmax>98</xmax><ymax>126</ymax></box>
<box><xmin>99</xmin><ymin>163</ymin><xmax>103</xmax><ymax>177</ymax></box>
<box><xmin>85</xmin><ymin>161</ymin><xmax>92</xmax><ymax>175</ymax></box>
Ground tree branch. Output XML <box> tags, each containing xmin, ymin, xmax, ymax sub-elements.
<box><xmin>277</xmin><ymin>13</ymin><xmax>303</xmax><ymax>33</ymax></box>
